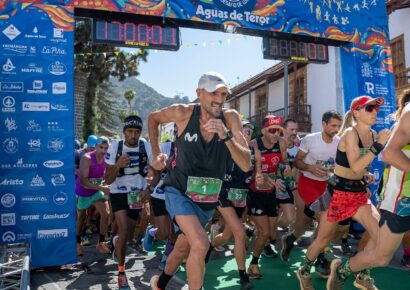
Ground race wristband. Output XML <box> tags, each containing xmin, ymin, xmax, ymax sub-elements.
<box><xmin>369</xmin><ymin>142</ymin><xmax>384</xmax><ymax>155</ymax></box>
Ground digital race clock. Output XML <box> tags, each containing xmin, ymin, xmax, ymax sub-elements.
<box><xmin>263</xmin><ymin>37</ymin><xmax>329</xmax><ymax>64</ymax></box>
<box><xmin>92</xmin><ymin>20</ymin><xmax>180</xmax><ymax>51</ymax></box>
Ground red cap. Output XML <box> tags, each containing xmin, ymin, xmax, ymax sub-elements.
<box><xmin>262</xmin><ymin>115</ymin><xmax>284</xmax><ymax>128</ymax></box>
<box><xmin>350</xmin><ymin>96</ymin><xmax>384</xmax><ymax>111</ymax></box>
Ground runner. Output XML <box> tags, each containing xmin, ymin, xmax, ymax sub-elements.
<box><xmin>148</xmin><ymin>72</ymin><xmax>251</xmax><ymax>290</ymax></box>
<box><xmin>247</xmin><ymin>115</ymin><xmax>291</xmax><ymax>279</ymax></box>
<box><xmin>75</xmin><ymin>136</ymin><xmax>111</xmax><ymax>256</ymax></box>
<box><xmin>281</xmin><ymin>110</ymin><xmax>342</xmax><ymax>283</ymax></box>
<box><xmin>209</xmin><ymin>120</ymin><xmax>255</xmax><ymax>289</ymax></box>
<box><xmin>327</xmin><ymin>94</ymin><xmax>408</xmax><ymax>290</ymax></box>
<box><xmin>104</xmin><ymin>115</ymin><xmax>153</xmax><ymax>290</ymax></box>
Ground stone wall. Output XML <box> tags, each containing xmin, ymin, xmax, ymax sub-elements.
<box><xmin>74</xmin><ymin>71</ymin><xmax>88</xmax><ymax>141</ymax></box>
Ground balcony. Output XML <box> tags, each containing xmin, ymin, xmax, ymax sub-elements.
<box><xmin>249</xmin><ymin>104</ymin><xmax>312</xmax><ymax>133</ymax></box>
<box><xmin>394</xmin><ymin>67</ymin><xmax>410</xmax><ymax>97</ymax></box>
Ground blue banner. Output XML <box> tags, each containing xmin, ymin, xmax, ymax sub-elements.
<box><xmin>0</xmin><ymin>2</ymin><xmax>76</xmax><ymax>267</ymax></box>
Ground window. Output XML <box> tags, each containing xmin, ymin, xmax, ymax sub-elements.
<box><xmin>255</xmin><ymin>86</ymin><xmax>267</xmax><ymax>116</ymax></box>
<box><xmin>391</xmin><ymin>34</ymin><xmax>406</xmax><ymax>87</ymax></box>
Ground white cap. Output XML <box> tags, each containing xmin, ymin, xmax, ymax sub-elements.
<box><xmin>198</xmin><ymin>72</ymin><xmax>231</xmax><ymax>94</ymax></box>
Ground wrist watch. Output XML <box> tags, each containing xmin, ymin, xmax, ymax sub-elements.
<box><xmin>222</xmin><ymin>130</ymin><xmax>233</xmax><ymax>142</ymax></box>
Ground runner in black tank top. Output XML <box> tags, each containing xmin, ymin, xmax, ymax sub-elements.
<box><xmin>148</xmin><ymin>72</ymin><xmax>251</xmax><ymax>290</ymax></box>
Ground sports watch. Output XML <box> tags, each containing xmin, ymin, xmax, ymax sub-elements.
<box><xmin>222</xmin><ymin>130</ymin><xmax>233</xmax><ymax>142</ymax></box>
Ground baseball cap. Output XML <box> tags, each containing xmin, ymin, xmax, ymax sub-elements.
<box><xmin>87</xmin><ymin>135</ymin><xmax>97</xmax><ymax>147</ymax></box>
<box><xmin>262</xmin><ymin>115</ymin><xmax>284</xmax><ymax>128</ymax></box>
<box><xmin>242</xmin><ymin>120</ymin><xmax>254</xmax><ymax>130</ymax></box>
<box><xmin>123</xmin><ymin>115</ymin><xmax>143</xmax><ymax>131</ymax></box>
<box><xmin>198</xmin><ymin>72</ymin><xmax>231</xmax><ymax>94</ymax></box>
<box><xmin>350</xmin><ymin>96</ymin><xmax>384</xmax><ymax>111</ymax></box>
<box><xmin>96</xmin><ymin>136</ymin><xmax>109</xmax><ymax>145</ymax></box>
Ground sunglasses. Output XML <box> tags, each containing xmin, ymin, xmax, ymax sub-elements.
<box><xmin>267</xmin><ymin>127</ymin><xmax>282</xmax><ymax>134</ymax></box>
<box><xmin>358</xmin><ymin>104</ymin><xmax>380</xmax><ymax>113</ymax></box>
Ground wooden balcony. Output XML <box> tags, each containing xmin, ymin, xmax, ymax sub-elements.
<box><xmin>394</xmin><ymin>67</ymin><xmax>410</xmax><ymax>96</ymax></box>
<box><xmin>249</xmin><ymin>104</ymin><xmax>312</xmax><ymax>133</ymax></box>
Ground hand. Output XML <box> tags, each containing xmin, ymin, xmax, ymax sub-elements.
<box><xmin>116</xmin><ymin>154</ymin><xmax>130</xmax><ymax>169</ymax></box>
<box><xmin>203</xmin><ymin>119</ymin><xmax>228</xmax><ymax>140</ymax></box>
<box><xmin>364</xmin><ymin>172</ymin><xmax>376</xmax><ymax>184</ymax></box>
<box><xmin>100</xmin><ymin>185</ymin><xmax>110</xmax><ymax>195</ymax></box>
<box><xmin>275</xmin><ymin>178</ymin><xmax>286</xmax><ymax>192</ymax></box>
<box><xmin>255</xmin><ymin>173</ymin><xmax>265</xmax><ymax>186</ymax></box>
<box><xmin>308</xmin><ymin>164</ymin><xmax>327</xmax><ymax>178</ymax></box>
<box><xmin>283</xmin><ymin>165</ymin><xmax>291</xmax><ymax>177</ymax></box>
<box><xmin>377</xmin><ymin>129</ymin><xmax>391</xmax><ymax>146</ymax></box>
<box><xmin>139</xmin><ymin>189</ymin><xmax>151</xmax><ymax>203</ymax></box>
<box><xmin>151</xmin><ymin>153</ymin><xmax>168</xmax><ymax>171</ymax></box>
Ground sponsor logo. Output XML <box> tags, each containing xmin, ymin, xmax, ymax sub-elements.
<box><xmin>30</xmin><ymin>174</ymin><xmax>45</xmax><ymax>187</ymax></box>
<box><xmin>26</xmin><ymin>120</ymin><xmax>42</xmax><ymax>132</ymax></box>
<box><xmin>42</xmin><ymin>46</ymin><xmax>66</xmax><ymax>56</ymax></box>
<box><xmin>48</xmin><ymin>61</ymin><xmax>66</xmax><ymax>75</ymax></box>
<box><xmin>43</xmin><ymin>213</ymin><xmax>70</xmax><ymax>220</ymax></box>
<box><xmin>21</xmin><ymin>195</ymin><xmax>48</xmax><ymax>203</ymax></box>
<box><xmin>51</xmin><ymin>104</ymin><xmax>69</xmax><ymax>111</ymax></box>
<box><xmin>25</xmin><ymin>27</ymin><xmax>46</xmax><ymax>39</ymax></box>
<box><xmin>2</xmin><ymin>44</ymin><xmax>27</xmax><ymax>54</ymax></box>
<box><xmin>53</xmin><ymin>192</ymin><xmax>68</xmax><ymax>205</ymax></box>
<box><xmin>2</xmin><ymin>231</ymin><xmax>16</xmax><ymax>242</ymax></box>
<box><xmin>48</xmin><ymin>121</ymin><xmax>64</xmax><ymax>132</ymax></box>
<box><xmin>0</xmin><ymin>82</ymin><xmax>24</xmax><ymax>92</ymax></box>
<box><xmin>27</xmin><ymin>139</ymin><xmax>41</xmax><ymax>151</ymax></box>
<box><xmin>21</xmin><ymin>63</ymin><xmax>43</xmax><ymax>73</ymax></box>
<box><xmin>43</xmin><ymin>160</ymin><xmax>64</xmax><ymax>168</ymax></box>
<box><xmin>47</xmin><ymin>138</ymin><xmax>64</xmax><ymax>152</ymax></box>
<box><xmin>1</xmin><ymin>213</ymin><xmax>15</xmax><ymax>226</ymax></box>
<box><xmin>2</xmin><ymin>24</ymin><xmax>21</xmax><ymax>41</ymax></box>
<box><xmin>18</xmin><ymin>233</ymin><xmax>32</xmax><ymax>240</ymax></box>
<box><xmin>3</xmin><ymin>137</ymin><xmax>18</xmax><ymax>154</ymax></box>
<box><xmin>22</xmin><ymin>102</ymin><xmax>50</xmax><ymax>112</ymax></box>
<box><xmin>51</xmin><ymin>28</ymin><xmax>67</xmax><ymax>43</ymax></box>
<box><xmin>0</xmin><ymin>178</ymin><xmax>23</xmax><ymax>186</ymax></box>
<box><xmin>2</xmin><ymin>58</ymin><xmax>16</xmax><ymax>74</ymax></box>
<box><xmin>27</xmin><ymin>80</ymin><xmax>47</xmax><ymax>94</ymax></box>
<box><xmin>37</xmin><ymin>229</ymin><xmax>68</xmax><ymax>239</ymax></box>
<box><xmin>1</xmin><ymin>158</ymin><xmax>37</xmax><ymax>170</ymax></box>
<box><xmin>52</xmin><ymin>82</ymin><xmax>66</xmax><ymax>94</ymax></box>
<box><xmin>51</xmin><ymin>174</ymin><xmax>66</xmax><ymax>186</ymax></box>
<box><xmin>4</xmin><ymin>117</ymin><xmax>17</xmax><ymax>131</ymax></box>
<box><xmin>184</xmin><ymin>133</ymin><xmax>198</xmax><ymax>142</ymax></box>
<box><xmin>21</xmin><ymin>215</ymin><xmax>40</xmax><ymax>221</ymax></box>
<box><xmin>2</xmin><ymin>96</ymin><xmax>15</xmax><ymax>113</ymax></box>
<box><xmin>1</xmin><ymin>193</ymin><xmax>16</xmax><ymax>208</ymax></box>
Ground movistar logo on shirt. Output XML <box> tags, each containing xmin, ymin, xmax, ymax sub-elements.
<box><xmin>185</xmin><ymin>133</ymin><xmax>198</xmax><ymax>142</ymax></box>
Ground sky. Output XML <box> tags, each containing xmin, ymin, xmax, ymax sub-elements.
<box><xmin>129</xmin><ymin>28</ymin><xmax>277</xmax><ymax>101</ymax></box>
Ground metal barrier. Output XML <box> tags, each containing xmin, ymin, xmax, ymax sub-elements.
<box><xmin>0</xmin><ymin>243</ymin><xmax>30</xmax><ymax>290</ymax></box>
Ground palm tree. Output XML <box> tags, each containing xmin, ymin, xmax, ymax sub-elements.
<box><xmin>124</xmin><ymin>88</ymin><xmax>136</xmax><ymax>114</ymax></box>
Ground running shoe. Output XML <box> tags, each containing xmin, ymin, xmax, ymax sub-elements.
<box><xmin>240</xmin><ymin>276</ymin><xmax>254</xmax><ymax>290</ymax></box>
<box><xmin>77</xmin><ymin>243</ymin><xmax>83</xmax><ymax>256</ymax></box>
<box><xmin>96</xmin><ymin>242</ymin><xmax>111</xmax><ymax>254</ymax></box>
<box><xmin>150</xmin><ymin>275</ymin><xmax>160</xmax><ymax>290</ymax></box>
<box><xmin>263</xmin><ymin>244</ymin><xmax>278</xmax><ymax>258</ymax></box>
<box><xmin>314</xmin><ymin>256</ymin><xmax>331</xmax><ymax>278</ymax></box>
<box><xmin>326</xmin><ymin>259</ymin><xmax>347</xmax><ymax>290</ymax></box>
<box><xmin>296</xmin><ymin>268</ymin><xmax>314</xmax><ymax>290</ymax></box>
<box><xmin>354</xmin><ymin>270</ymin><xmax>379</xmax><ymax>290</ymax></box>
<box><xmin>280</xmin><ymin>233</ymin><xmax>295</xmax><ymax>262</ymax></box>
<box><xmin>401</xmin><ymin>255</ymin><xmax>410</xmax><ymax>268</ymax></box>
<box><xmin>129</xmin><ymin>240</ymin><xmax>148</xmax><ymax>256</ymax></box>
<box><xmin>143</xmin><ymin>225</ymin><xmax>155</xmax><ymax>251</ymax></box>
<box><xmin>341</xmin><ymin>242</ymin><xmax>354</xmax><ymax>257</ymax></box>
<box><xmin>118</xmin><ymin>273</ymin><xmax>131</xmax><ymax>290</ymax></box>
<box><xmin>81</xmin><ymin>235</ymin><xmax>91</xmax><ymax>246</ymax></box>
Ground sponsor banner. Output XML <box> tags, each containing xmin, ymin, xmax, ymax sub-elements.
<box><xmin>0</xmin><ymin>2</ymin><xmax>75</xmax><ymax>267</ymax></box>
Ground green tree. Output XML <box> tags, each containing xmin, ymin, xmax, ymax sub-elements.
<box><xmin>124</xmin><ymin>88</ymin><xmax>136</xmax><ymax>114</ymax></box>
<box><xmin>74</xmin><ymin>18</ymin><xmax>148</xmax><ymax>140</ymax></box>
<box><xmin>95</xmin><ymin>82</ymin><xmax>119</xmax><ymax>137</ymax></box>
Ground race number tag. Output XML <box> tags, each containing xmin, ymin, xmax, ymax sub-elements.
<box><xmin>89</xmin><ymin>178</ymin><xmax>102</xmax><ymax>185</ymax></box>
<box><xmin>186</xmin><ymin>177</ymin><xmax>222</xmax><ymax>203</ymax></box>
<box><xmin>127</xmin><ymin>191</ymin><xmax>144</xmax><ymax>209</ymax></box>
<box><xmin>227</xmin><ymin>188</ymin><xmax>248</xmax><ymax>207</ymax></box>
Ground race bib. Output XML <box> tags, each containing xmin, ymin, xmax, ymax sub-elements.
<box><xmin>186</xmin><ymin>176</ymin><xmax>222</xmax><ymax>203</ymax></box>
<box><xmin>89</xmin><ymin>178</ymin><xmax>102</xmax><ymax>185</ymax></box>
<box><xmin>227</xmin><ymin>188</ymin><xmax>248</xmax><ymax>207</ymax></box>
<box><xmin>127</xmin><ymin>191</ymin><xmax>144</xmax><ymax>209</ymax></box>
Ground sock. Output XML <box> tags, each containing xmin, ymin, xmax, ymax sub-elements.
<box><xmin>205</xmin><ymin>243</ymin><xmax>214</xmax><ymax>264</ymax></box>
<box><xmin>300</xmin><ymin>257</ymin><xmax>315</xmax><ymax>275</ymax></box>
<box><xmin>404</xmin><ymin>247</ymin><xmax>410</xmax><ymax>257</ymax></box>
<box><xmin>250</xmin><ymin>255</ymin><xmax>259</xmax><ymax>265</ymax></box>
<box><xmin>286</xmin><ymin>234</ymin><xmax>297</xmax><ymax>245</ymax></box>
<box><xmin>157</xmin><ymin>271</ymin><xmax>173</xmax><ymax>289</ymax></box>
<box><xmin>337</xmin><ymin>260</ymin><xmax>352</xmax><ymax>279</ymax></box>
<box><xmin>99</xmin><ymin>234</ymin><xmax>105</xmax><ymax>243</ymax></box>
<box><xmin>238</xmin><ymin>269</ymin><xmax>247</xmax><ymax>278</ymax></box>
<box><xmin>164</xmin><ymin>241</ymin><xmax>174</xmax><ymax>256</ymax></box>
<box><xmin>76</xmin><ymin>235</ymin><xmax>81</xmax><ymax>244</ymax></box>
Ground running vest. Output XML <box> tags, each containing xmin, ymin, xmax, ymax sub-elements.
<box><xmin>163</xmin><ymin>104</ymin><xmax>230</xmax><ymax>209</ymax></box>
<box><xmin>75</xmin><ymin>151</ymin><xmax>106</xmax><ymax>197</ymax></box>
<box><xmin>249</xmin><ymin>137</ymin><xmax>282</xmax><ymax>192</ymax></box>
<box><xmin>115</xmin><ymin>140</ymin><xmax>148</xmax><ymax>177</ymax></box>
<box><xmin>380</xmin><ymin>144</ymin><xmax>410</xmax><ymax>217</ymax></box>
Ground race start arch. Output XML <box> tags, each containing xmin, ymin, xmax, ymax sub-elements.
<box><xmin>0</xmin><ymin>0</ymin><xmax>395</xmax><ymax>267</ymax></box>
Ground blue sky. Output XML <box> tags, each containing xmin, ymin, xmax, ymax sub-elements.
<box><xmin>134</xmin><ymin>28</ymin><xmax>277</xmax><ymax>101</ymax></box>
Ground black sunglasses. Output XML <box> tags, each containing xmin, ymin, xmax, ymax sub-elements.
<box><xmin>358</xmin><ymin>104</ymin><xmax>380</xmax><ymax>113</ymax></box>
<box><xmin>267</xmin><ymin>127</ymin><xmax>282</xmax><ymax>134</ymax></box>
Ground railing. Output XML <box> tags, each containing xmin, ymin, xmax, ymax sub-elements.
<box><xmin>0</xmin><ymin>243</ymin><xmax>30</xmax><ymax>290</ymax></box>
<box><xmin>249</xmin><ymin>104</ymin><xmax>312</xmax><ymax>132</ymax></box>
<box><xmin>394</xmin><ymin>67</ymin><xmax>410</xmax><ymax>89</ymax></box>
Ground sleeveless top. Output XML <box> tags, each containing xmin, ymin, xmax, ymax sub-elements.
<box><xmin>163</xmin><ymin>104</ymin><xmax>230</xmax><ymax>209</ymax></box>
<box><xmin>249</xmin><ymin>137</ymin><xmax>282</xmax><ymax>193</ymax></box>
<box><xmin>76</xmin><ymin>151</ymin><xmax>106</xmax><ymax>197</ymax></box>
<box><xmin>379</xmin><ymin>144</ymin><xmax>410</xmax><ymax>217</ymax></box>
